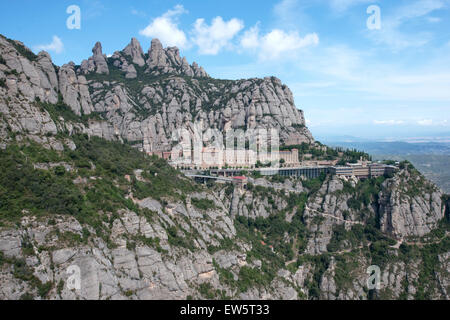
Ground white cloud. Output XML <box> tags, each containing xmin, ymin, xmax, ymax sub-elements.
<box><xmin>415</xmin><ymin>119</ymin><xmax>450</xmax><ymax>127</ymax></box>
<box><xmin>191</xmin><ymin>16</ymin><xmax>244</xmax><ymax>55</ymax></box>
<box><xmin>417</xmin><ymin>119</ymin><xmax>434</xmax><ymax>126</ymax></box>
<box><xmin>139</xmin><ymin>5</ymin><xmax>188</xmax><ymax>49</ymax></box>
<box><xmin>373</xmin><ymin>120</ymin><xmax>405</xmax><ymax>125</ymax></box>
<box><xmin>34</xmin><ymin>36</ymin><xmax>64</xmax><ymax>54</ymax></box>
<box><xmin>241</xmin><ymin>25</ymin><xmax>319</xmax><ymax>60</ymax></box>
<box><xmin>240</xmin><ymin>25</ymin><xmax>260</xmax><ymax>49</ymax></box>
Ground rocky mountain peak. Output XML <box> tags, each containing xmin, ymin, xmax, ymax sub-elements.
<box><xmin>91</xmin><ymin>42</ymin><xmax>109</xmax><ymax>75</ymax></box>
<box><xmin>0</xmin><ymin>33</ymin><xmax>314</xmax><ymax>150</ymax></box>
<box><xmin>92</xmin><ymin>41</ymin><xmax>103</xmax><ymax>56</ymax></box>
<box><xmin>150</xmin><ymin>38</ymin><xmax>163</xmax><ymax>52</ymax></box>
<box><xmin>79</xmin><ymin>41</ymin><xmax>109</xmax><ymax>75</ymax></box>
<box><xmin>130</xmin><ymin>37</ymin><xmax>142</xmax><ymax>49</ymax></box>
<box><xmin>147</xmin><ymin>38</ymin><xmax>167</xmax><ymax>70</ymax></box>
<box><xmin>122</xmin><ymin>38</ymin><xmax>145</xmax><ymax>67</ymax></box>
<box><xmin>36</xmin><ymin>50</ymin><xmax>51</xmax><ymax>60</ymax></box>
<box><xmin>78</xmin><ymin>37</ymin><xmax>208</xmax><ymax>79</ymax></box>
<box><xmin>145</xmin><ymin>38</ymin><xmax>209</xmax><ymax>78</ymax></box>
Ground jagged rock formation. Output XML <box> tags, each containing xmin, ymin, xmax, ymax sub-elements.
<box><xmin>123</xmin><ymin>38</ymin><xmax>145</xmax><ymax>67</ymax></box>
<box><xmin>378</xmin><ymin>169</ymin><xmax>444</xmax><ymax>238</ymax></box>
<box><xmin>59</xmin><ymin>62</ymin><xmax>94</xmax><ymax>116</ymax></box>
<box><xmin>146</xmin><ymin>38</ymin><xmax>208</xmax><ymax>78</ymax></box>
<box><xmin>0</xmin><ymin>34</ymin><xmax>313</xmax><ymax>153</ymax></box>
<box><xmin>299</xmin><ymin>170</ymin><xmax>446</xmax><ymax>255</ymax></box>
<box><xmin>0</xmin><ymin>36</ymin><xmax>58</xmax><ymax>145</ymax></box>
<box><xmin>79</xmin><ymin>42</ymin><xmax>109</xmax><ymax>75</ymax></box>
<box><xmin>303</xmin><ymin>176</ymin><xmax>358</xmax><ymax>255</ymax></box>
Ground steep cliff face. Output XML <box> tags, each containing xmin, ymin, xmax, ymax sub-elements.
<box><xmin>0</xmin><ymin>34</ymin><xmax>313</xmax><ymax>153</ymax></box>
<box><xmin>0</xmin><ymin>36</ymin><xmax>60</xmax><ymax>148</ymax></box>
<box><xmin>300</xmin><ymin>171</ymin><xmax>445</xmax><ymax>255</ymax></box>
<box><xmin>379</xmin><ymin>168</ymin><xmax>444</xmax><ymax>239</ymax></box>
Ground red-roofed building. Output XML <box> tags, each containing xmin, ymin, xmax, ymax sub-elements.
<box><xmin>232</xmin><ymin>176</ymin><xmax>248</xmax><ymax>188</ymax></box>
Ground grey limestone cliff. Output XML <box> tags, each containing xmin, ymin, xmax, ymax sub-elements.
<box><xmin>0</xmin><ymin>35</ymin><xmax>313</xmax><ymax>152</ymax></box>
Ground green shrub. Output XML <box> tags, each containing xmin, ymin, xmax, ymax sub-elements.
<box><xmin>299</xmin><ymin>254</ymin><xmax>331</xmax><ymax>299</ymax></box>
<box><xmin>37</xmin><ymin>281</ymin><xmax>53</xmax><ymax>298</ymax></box>
<box><xmin>5</xmin><ymin>37</ymin><xmax>37</xmax><ymax>61</ymax></box>
<box><xmin>215</xmin><ymin>263</ymin><xmax>236</xmax><ymax>288</ymax></box>
<box><xmin>166</xmin><ymin>226</ymin><xmax>195</xmax><ymax>251</ymax></box>
<box><xmin>54</xmin><ymin>166</ymin><xmax>66</xmax><ymax>176</ymax></box>
<box><xmin>57</xmin><ymin>280</ymin><xmax>65</xmax><ymax>295</ymax></box>
<box><xmin>124</xmin><ymin>290</ymin><xmax>134</xmax><ymax>297</ymax></box>
<box><xmin>20</xmin><ymin>293</ymin><xmax>34</xmax><ymax>300</ymax></box>
<box><xmin>347</xmin><ymin>198</ymin><xmax>361</xmax><ymax>210</ymax></box>
<box><xmin>238</xmin><ymin>266</ymin><xmax>271</xmax><ymax>292</ymax></box>
<box><xmin>191</xmin><ymin>197</ymin><xmax>216</xmax><ymax>210</ymax></box>
<box><xmin>302</xmin><ymin>173</ymin><xmax>327</xmax><ymax>195</ymax></box>
<box><xmin>13</xmin><ymin>259</ymin><xmax>34</xmax><ymax>282</ymax></box>
<box><xmin>207</xmin><ymin>237</ymin><xmax>234</xmax><ymax>254</ymax></box>
<box><xmin>198</xmin><ymin>283</ymin><xmax>216</xmax><ymax>299</ymax></box>
<box><xmin>327</xmin><ymin>224</ymin><xmax>364</xmax><ymax>252</ymax></box>
<box><xmin>224</xmin><ymin>183</ymin><xmax>234</xmax><ymax>197</ymax></box>
<box><xmin>4</xmin><ymin>69</ymin><xmax>19</xmax><ymax>76</ymax></box>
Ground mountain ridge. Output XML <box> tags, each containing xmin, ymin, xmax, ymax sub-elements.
<box><xmin>0</xmin><ymin>34</ymin><xmax>313</xmax><ymax>153</ymax></box>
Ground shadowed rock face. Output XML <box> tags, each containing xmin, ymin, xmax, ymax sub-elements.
<box><xmin>0</xmin><ymin>35</ymin><xmax>314</xmax><ymax>151</ymax></box>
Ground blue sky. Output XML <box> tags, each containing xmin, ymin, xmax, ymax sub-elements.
<box><xmin>1</xmin><ymin>0</ymin><xmax>450</xmax><ymax>140</ymax></box>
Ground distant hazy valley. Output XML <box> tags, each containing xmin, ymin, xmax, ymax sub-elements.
<box><xmin>323</xmin><ymin>140</ymin><xmax>450</xmax><ymax>193</ymax></box>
